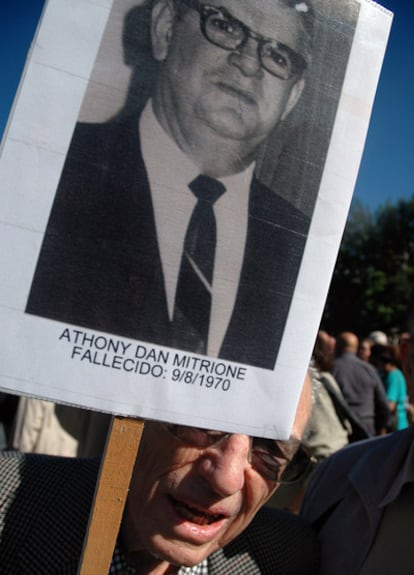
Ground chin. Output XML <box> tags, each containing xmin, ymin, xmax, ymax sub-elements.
<box><xmin>195</xmin><ymin>103</ymin><xmax>257</xmax><ymax>141</ymax></box>
<box><xmin>211</xmin><ymin>118</ymin><xmax>255</xmax><ymax>141</ymax></box>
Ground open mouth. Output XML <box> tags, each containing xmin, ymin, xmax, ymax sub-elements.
<box><xmin>171</xmin><ymin>497</ymin><xmax>225</xmax><ymax>526</ymax></box>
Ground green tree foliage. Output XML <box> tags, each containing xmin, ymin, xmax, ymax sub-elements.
<box><xmin>322</xmin><ymin>196</ymin><xmax>414</xmax><ymax>336</ymax></box>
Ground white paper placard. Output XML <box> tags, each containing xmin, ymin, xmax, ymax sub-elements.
<box><xmin>0</xmin><ymin>0</ymin><xmax>392</xmax><ymax>438</ymax></box>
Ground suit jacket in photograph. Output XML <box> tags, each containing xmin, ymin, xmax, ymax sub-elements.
<box><xmin>0</xmin><ymin>451</ymin><xmax>319</xmax><ymax>574</ymax></box>
<box><xmin>26</xmin><ymin>115</ymin><xmax>310</xmax><ymax>369</ymax></box>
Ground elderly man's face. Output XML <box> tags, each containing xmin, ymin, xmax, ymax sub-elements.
<box><xmin>121</xmin><ymin>377</ymin><xmax>311</xmax><ymax>570</ymax></box>
<box><xmin>151</xmin><ymin>0</ymin><xmax>306</xmax><ymax>160</ymax></box>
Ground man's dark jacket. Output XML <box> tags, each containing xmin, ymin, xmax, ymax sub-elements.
<box><xmin>26</xmin><ymin>116</ymin><xmax>309</xmax><ymax>369</ymax></box>
<box><xmin>0</xmin><ymin>451</ymin><xmax>319</xmax><ymax>574</ymax></box>
<box><xmin>301</xmin><ymin>425</ymin><xmax>414</xmax><ymax>575</ymax></box>
<box><xmin>333</xmin><ymin>352</ymin><xmax>390</xmax><ymax>435</ymax></box>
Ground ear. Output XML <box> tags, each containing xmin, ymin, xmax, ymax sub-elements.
<box><xmin>281</xmin><ymin>77</ymin><xmax>305</xmax><ymax>121</ymax></box>
<box><xmin>151</xmin><ymin>0</ymin><xmax>176</xmax><ymax>62</ymax></box>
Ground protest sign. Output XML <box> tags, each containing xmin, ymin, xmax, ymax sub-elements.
<box><xmin>0</xmin><ymin>0</ymin><xmax>392</xmax><ymax>439</ymax></box>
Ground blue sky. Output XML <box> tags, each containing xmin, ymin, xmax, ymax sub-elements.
<box><xmin>1</xmin><ymin>0</ymin><xmax>413</xmax><ymax>212</ymax></box>
<box><xmin>355</xmin><ymin>0</ymin><xmax>414</xmax><ymax>211</ymax></box>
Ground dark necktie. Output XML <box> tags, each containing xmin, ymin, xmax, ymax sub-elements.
<box><xmin>172</xmin><ymin>175</ymin><xmax>226</xmax><ymax>354</ymax></box>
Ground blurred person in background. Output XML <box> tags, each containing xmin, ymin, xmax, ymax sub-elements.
<box><xmin>398</xmin><ymin>332</ymin><xmax>414</xmax><ymax>407</ymax></box>
<box><xmin>378</xmin><ymin>345</ymin><xmax>409</xmax><ymax>432</ymax></box>
<box><xmin>11</xmin><ymin>397</ymin><xmax>111</xmax><ymax>457</ymax></box>
<box><xmin>269</xmin><ymin>330</ymin><xmax>369</xmax><ymax>513</ymax></box>
<box><xmin>357</xmin><ymin>338</ymin><xmax>372</xmax><ymax>362</ymax></box>
<box><xmin>367</xmin><ymin>330</ymin><xmax>388</xmax><ymax>371</ymax></box>
<box><xmin>334</xmin><ymin>332</ymin><xmax>390</xmax><ymax>436</ymax></box>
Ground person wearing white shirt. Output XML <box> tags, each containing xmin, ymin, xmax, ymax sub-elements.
<box><xmin>26</xmin><ymin>0</ymin><xmax>312</xmax><ymax>369</ymax></box>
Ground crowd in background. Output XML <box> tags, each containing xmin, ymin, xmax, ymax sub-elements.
<box><xmin>309</xmin><ymin>327</ymin><xmax>413</xmax><ymax>448</ymax></box>
<box><xmin>270</xmin><ymin>326</ymin><xmax>413</xmax><ymax>512</ymax></box>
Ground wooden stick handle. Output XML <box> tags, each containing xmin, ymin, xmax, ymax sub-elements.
<box><xmin>78</xmin><ymin>416</ymin><xmax>144</xmax><ymax>575</ymax></box>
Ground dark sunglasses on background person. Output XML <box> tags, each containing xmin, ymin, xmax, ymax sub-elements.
<box><xmin>179</xmin><ymin>0</ymin><xmax>308</xmax><ymax>80</ymax></box>
<box><xmin>164</xmin><ymin>423</ymin><xmax>315</xmax><ymax>483</ymax></box>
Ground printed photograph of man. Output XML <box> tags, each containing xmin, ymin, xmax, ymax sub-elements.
<box><xmin>25</xmin><ymin>0</ymin><xmax>359</xmax><ymax>369</ymax></box>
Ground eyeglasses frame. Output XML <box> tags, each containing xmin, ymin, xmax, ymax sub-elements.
<box><xmin>179</xmin><ymin>0</ymin><xmax>308</xmax><ymax>80</ymax></box>
<box><xmin>163</xmin><ymin>423</ymin><xmax>314</xmax><ymax>484</ymax></box>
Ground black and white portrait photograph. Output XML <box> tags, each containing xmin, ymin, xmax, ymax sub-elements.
<box><xmin>0</xmin><ymin>0</ymin><xmax>393</xmax><ymax>432</ymax></box>
<box><xmin>24</xmin><ymin>0</ymin><xmax>360</xmax><ymax>370</ymax></box>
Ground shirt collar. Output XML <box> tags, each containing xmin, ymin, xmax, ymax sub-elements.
<box><xmin>110</xmin><ymin>541</ymin><xmax>209</xmax><ymax>574</ymax></box>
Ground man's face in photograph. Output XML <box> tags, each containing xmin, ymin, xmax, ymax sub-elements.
<box><xmin>151</xmin><ymin>0</ymin><xmax>307</xmax><ymax>160</ymax></box>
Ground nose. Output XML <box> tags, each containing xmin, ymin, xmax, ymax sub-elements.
<box><xmin>197</xmin><ymin>434</ymin><xmax>251</xmax><ymax>498</ymax></box>
<box><xmin>228</xmin><ymin>37</ymin><xmax>263</xmax><ymax>78</ymax></box>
